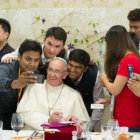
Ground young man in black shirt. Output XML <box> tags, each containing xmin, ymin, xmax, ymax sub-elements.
<box><xmin>64</xmin><ymin>49</ymin><xmax>104</xmax><ymax>131</ymax></box>
<box><xmin>0</xmin><ymin>18</ymin><xmax>14</xmax><ymax>62</ymax></box>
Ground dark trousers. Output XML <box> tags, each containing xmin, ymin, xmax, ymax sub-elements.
<box><xmin>0</xmin><ymin>113</ymin><xmax>12</xmax><ymax>130</ymax></box>
<box><xmin>129</xmin><ymin>126</ymin><xmax>140</xmax><ymax>132</ymax></box>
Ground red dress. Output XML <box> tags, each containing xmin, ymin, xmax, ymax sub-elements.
<box><xmin>114</xmin><ymin>53</ymin><xmax>140</xmax><ymax>128</ymax></box>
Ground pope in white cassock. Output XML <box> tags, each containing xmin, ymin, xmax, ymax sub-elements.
<box><xmin>17</xmin><ymin>57</ymin><xmax>90</xmax><ymax>130</ymax></box>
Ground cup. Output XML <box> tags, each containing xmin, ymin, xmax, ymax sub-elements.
<box><xmin>0</xmin><ymin>120</ymin><xmax>3</xmax><ymax>134</ymax></box>
<box><xmin>119</xmin><ymin>127</ymin><xmax>128</xmax><ymax>133</ymax></box>
<box><xmin>101</xmin><ymin>122</ymin><xmax>113</xmax><ymax>140</ymax></box>
<box><xmin>76</xmin><ymin>121</ymin><xmax>89</xmax><ymax>140</ymax></box>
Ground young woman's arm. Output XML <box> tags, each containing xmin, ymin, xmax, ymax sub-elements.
<box><xmin>99</xmin><ymin>73</ymin><xmax>128</xmax><ymax>96</ymax></box>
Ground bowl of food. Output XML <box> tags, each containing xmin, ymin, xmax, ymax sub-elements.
<box><xmin>117</xmin><ymin>133</ymin><xmax>133</xmax><ymax>140</ymax></box>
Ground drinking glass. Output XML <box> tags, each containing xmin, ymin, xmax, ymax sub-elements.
<box><xmin>11</xmin><ymin>113</ymin><xmax>23</xmax><ymax>140</ymax></box>
<box><xmin>101</xmin><ymin>122</ymin><xmax>113</xmax><ymax>140</ymax></box>
<box><xmin>107</xmin><ymin>119</ymin><xmax>119</xmax><ymax>139</ymax></box>
<box><xmin>76</xmin><ymin>121</ymin><xmax>89</xmax><ymax>140</ymax></box>
<box><xmin>108</xmin><ymin>119</ymin><xmax>119</xmax><ymax>130</ymax></box>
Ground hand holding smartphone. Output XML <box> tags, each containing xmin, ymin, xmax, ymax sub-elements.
<box><xmin>29</xmin><ymin>74</ymin><xmax>45</xmax><ymax>83</ymax></box>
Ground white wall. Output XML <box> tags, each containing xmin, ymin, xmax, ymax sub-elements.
<box><xmin>0</xmin><ymin>8</ymin><xmax>133</xmax><ymax>67</ymax></box>
<box><xmin>0</xmin><ymin>0</ymin><xmax>140</xmax><ymax>9</ymax></box>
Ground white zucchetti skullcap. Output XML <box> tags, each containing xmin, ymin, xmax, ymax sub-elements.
<box><xmin>52</xmin><ymin>57</ymin><xmax>67</xmax><ymax>64</ymax></box>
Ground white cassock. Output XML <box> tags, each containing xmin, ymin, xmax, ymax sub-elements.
<box><xmin>17</xmin><ymin>80</ymin><xmax>90</xmax><ymax>130</ymax></box>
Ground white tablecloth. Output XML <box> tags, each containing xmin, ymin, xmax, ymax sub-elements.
<box><xmin>90</xmin><ymin>132</ymin><xmax>140</xmax><ymax>140</ymax></box>
<box><xmin>0</xmin><ymin>130</ymin><xmax>43</xmax><ymax>140</ymax></box>
<box><xmin>0</xmin><ymin>130</ymin><xmax>140</xmax><ymax>140</ymax></box>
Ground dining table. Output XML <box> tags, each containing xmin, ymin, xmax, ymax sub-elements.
<box><xmin>0</xmin><ymin>130</ymin><xmax>43</xmax><ymax>140</ymax></box>
<box><xmin>0</xmin><ymin>130</ymin><xmax>140</xmax><ymax>140</ymax></box>
<box><xmin>90</xmin><ymin>132</ymin><xmax>140</xmax><ymax>140</ymax></box>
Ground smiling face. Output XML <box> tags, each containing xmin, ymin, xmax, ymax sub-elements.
<box><xmin>47</xmin><ymin>58</ymin><xmax>68</xmax><ymax>87</ymax></box>
<box><xmin>43</xmin><ymin>36</ymin><xmax>64</xmax><ymax>59</ymax></box>
<box><xmin>67</xmin><ymin>60</ymin><xmax>88</xmax><ymax>81</ymax></box>
<box><xmin>18</xmin><ymin>51</ymin><xmax>40</xmax><ymax>72</ymax></box>
<box><xmin>129</xmin><ymin>21</ymin><xmax>140</xmax><ymax>42</ymax></box>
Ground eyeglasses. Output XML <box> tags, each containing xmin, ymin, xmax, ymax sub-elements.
<box><xmin>47</xmin><ymin>68</ymin><xmax>65</xmax><ymax>74</ymax></box>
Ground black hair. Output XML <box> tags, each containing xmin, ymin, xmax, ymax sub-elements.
<box><xmin>127</xmin><ymin>8</ymin><xmax>140</xmax><ymax>22</ymax></box>
<box><xmin>0</xmin><ymin>18</ymin><xmax>11</xmax><ymax>38</ymax></box>
<box><xmin>18</xmin><ymin>39</ymin><xmax>42</xmax><ymax>57</ymax></box>
<box><xmin>45</xmin><ymin>27</ymin><xmax>67</xmax><ymax>45</ymax></box>
<box><xmin>129</xmin><ymin>32</ymin><xmax>139</xmax><ymax>50</ymax></box>
<box><xmin>69</xmin><ymin>49</ymin><xmax>90</xmax><ymax>67</ymax></box>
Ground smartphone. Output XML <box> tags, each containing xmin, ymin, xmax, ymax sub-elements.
<box><xmin>30</xmin><ymin>74</ymin><xmax>45</xmax><ymax>83</ymax></box>
<box><xmin>127</xmin><ymin>64</ymin><xmax>134</xmax><ymax>79</ymax></box>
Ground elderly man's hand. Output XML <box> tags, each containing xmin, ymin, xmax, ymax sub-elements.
<box><xmin>64</xmin><ymin>115</ymin><xmax>78</xmax><ymax>122</ymax></box>
<box><xmin>48</xmin><ymin>112</ymin><xmax>63</xmax><ymax>124</ymax></box>
<box><xmin>11</xmin><ymin>71</ymin><xmax>37</xmax><ymax>89</ymax></box>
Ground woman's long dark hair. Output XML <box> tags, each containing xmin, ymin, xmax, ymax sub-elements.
<box><xmin>105</xmin><ymin>25</ymin><xmax>140</xmax><ymax>82</ymax></box>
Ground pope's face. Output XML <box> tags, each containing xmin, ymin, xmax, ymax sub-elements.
<box><xmin>43</xmin><ymin>36</ymin><xmax>64</xmax><ymax>59</ymax></box>
<box><xmin>18</xmin><ymin>51</ymin><xmax>40</xmax><ymax>72</ymax></box>
<box><xmin>47</xmin><ymin>59</ymin><xmax>68</xmax><ymax>87</ymax></box>
<box><xmin>129</xmin><ymin>21</ymin><xmax>140</xmax><ymax>42</ymax></box>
